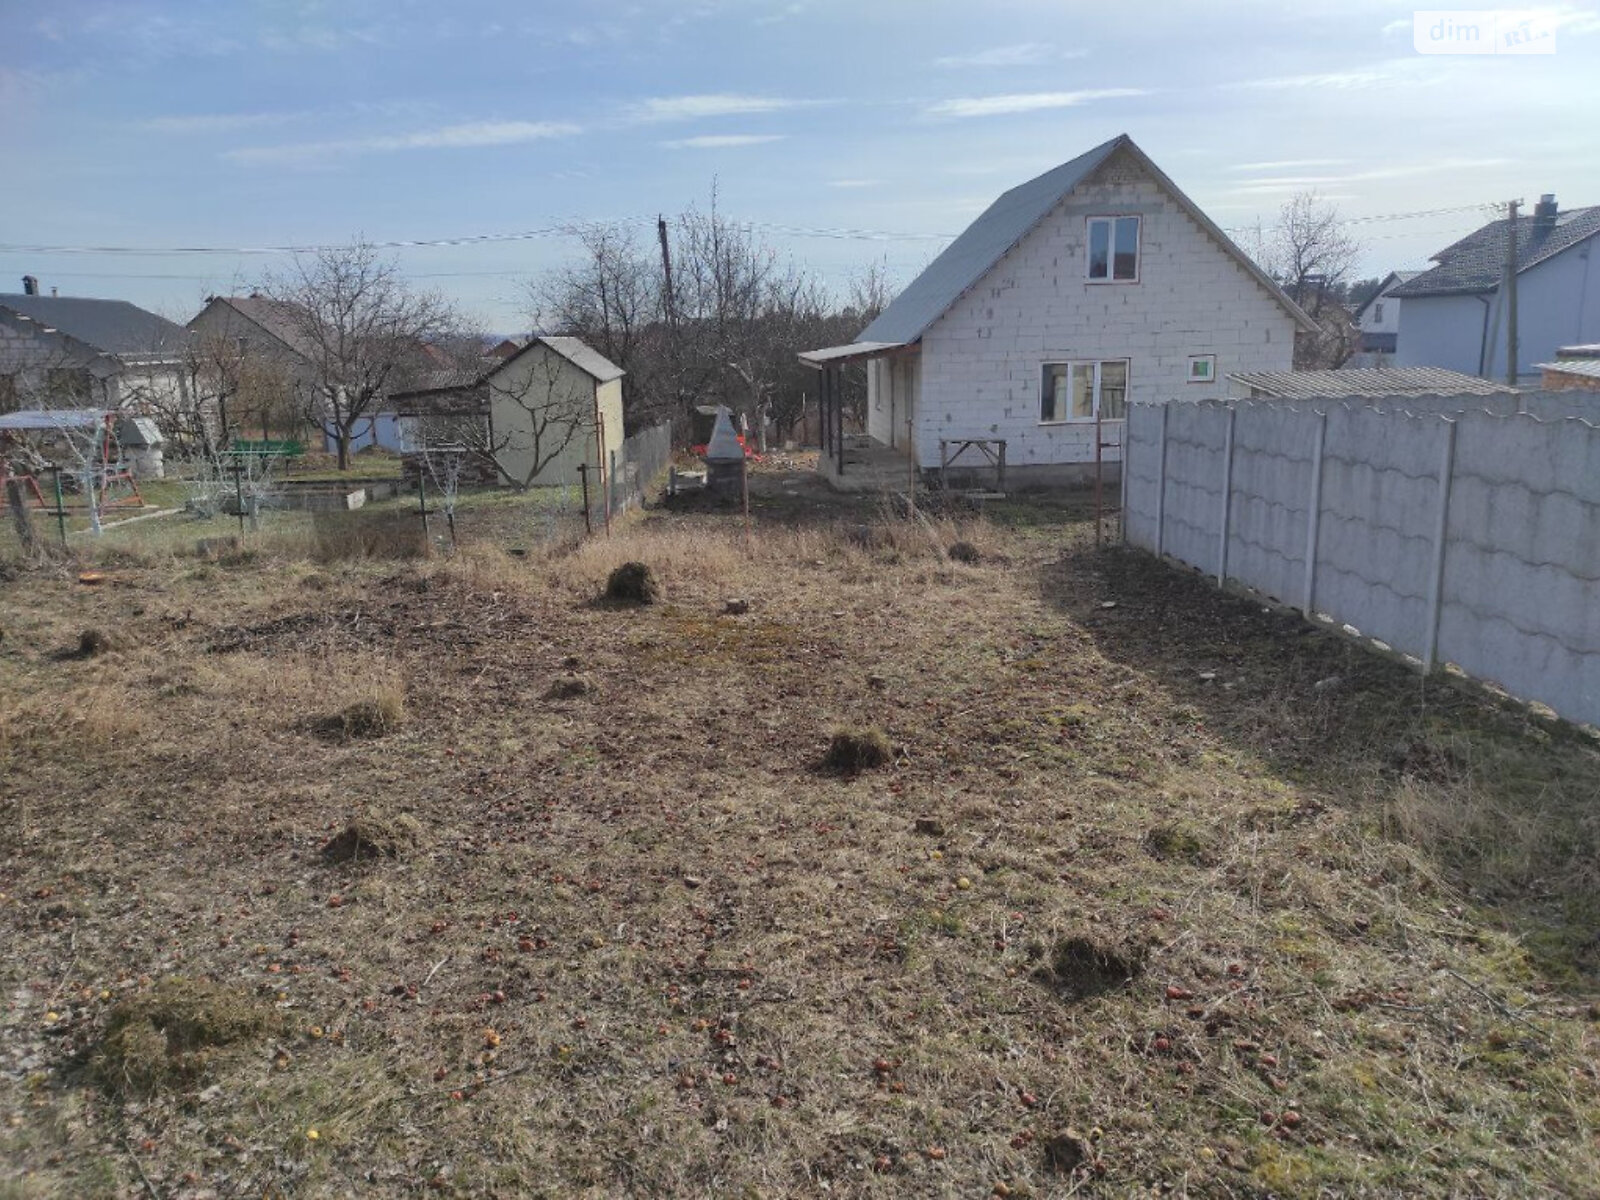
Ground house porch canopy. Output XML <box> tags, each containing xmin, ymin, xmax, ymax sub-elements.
<box><xmin>796</xmin><ymin>341</ymin><xmax>909</xmax><ymax>369</ymax></box>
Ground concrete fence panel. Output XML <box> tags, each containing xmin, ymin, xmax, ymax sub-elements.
<box><xmin>1124</xmin><ymin>396</ymin><xmax>1600</xmax><ymax>729</ymax></box>
<box><xmin>1313</xmin><ymin>405</ymin><xmax>1447</xmax><ymax>653</ymax></box>
<box><xmin>1226</xmin><ymin>403</ymin><xmax>1321</xmax><ymax>609</ymax></box>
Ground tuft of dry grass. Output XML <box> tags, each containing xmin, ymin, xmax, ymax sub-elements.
<box><xmin>603</xmin><ymin>560</ymin><xmax>658</xmax><ymax>605</ymax></box>
<box><xmin>822</xmin><ymin>726</ymin><xmax>893</xmax><ymax>774</ymax></box>
<box><xmin>317</xmin><ymin>688</ymin><xmax>406</xmax><ymax>740</ymax></box>
<box><xmin>93</xmin><ymin>978</ymin><xmax>280</xmax><ymax>1096</ymax></box>
<box><xmin>322</xmin><ymin>810</ymin><xmax>423</xmax><ymax>862</ymax></box>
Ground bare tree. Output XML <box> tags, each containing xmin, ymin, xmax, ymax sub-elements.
<box><xmin>1250</xmin><ymin>192</ymin><xmax>1362</xmax><ymax>370</ymax></box>
<box><xmin>257</xmin><ymin>242</ymin><xmax>457</xmax><ymax>470</ymax></box>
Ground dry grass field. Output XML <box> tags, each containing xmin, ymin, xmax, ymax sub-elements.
<box><xmin>1</xmin><ymin>468</ymin><xmax>1597</xmax><ymax>1198</ymax></box>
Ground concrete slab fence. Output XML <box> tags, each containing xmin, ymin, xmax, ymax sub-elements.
<box><xmin>1123</xmin><ymin>392</ymin><xmax>1600</xmax><ymax>729</ymax></box>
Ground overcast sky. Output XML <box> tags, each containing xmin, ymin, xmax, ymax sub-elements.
<box><xmin>3</xmin><ymin>0</ymin><xmax>1597</xmax><ymax>330</ymax></box>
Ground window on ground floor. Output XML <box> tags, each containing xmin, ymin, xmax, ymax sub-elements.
<box><xmin>1041</xmin><ymin>360</ymin><xmax>1128</xmax><ymax>423</ymax></box>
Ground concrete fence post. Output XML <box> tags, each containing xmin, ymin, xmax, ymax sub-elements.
<box><xmin>1154</xmin><ymin>403</ymin><xmax>1170</xmax><ymax>558</ymax></box>
<box><xmin>1302</xmin><ymin>410</ymin><xmax>1328</xmax><ymax>618</ymax></box>
<box><xmin>1422</xmin><ymin>418</ymin><xmax>1459</xmax><ymax>672</ymax></box>
<box><xmin>1217</xmin><ymin>404</ymin><xmax>1237</xmax><ymax>585</ymax></box>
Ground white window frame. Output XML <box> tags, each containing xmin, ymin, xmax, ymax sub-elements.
<box><xmin>1373</xmin><ymin>301</ymin><xmax>1385</xmax><ymax>323</ymax></box>
<box><xmin>1086</xmin><ymin>214</ymin><xmax>1141</xmax><ymax>284</ymax></box>
<box><xmin>1187</xmin><ymin>354</ymin><xmax>1217</xmax><ymax>384</ymax></box>
<box><xmin>1040</xmin><ymin>359</ymin><xmax>1130</xmax><ymax>425</ymax></box>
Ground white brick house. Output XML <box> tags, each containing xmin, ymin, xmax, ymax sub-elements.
<box><xmin>800</xmin><ymin>134</ymin><xmax>1313</xmax><ymax>488</ymax></box>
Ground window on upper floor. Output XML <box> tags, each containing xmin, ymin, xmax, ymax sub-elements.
<box><xmin>1087</xmin><ymin>215</ymin><xmax>1140</xmax><ymax>282</ymax></box>
<box><xmin>1041</xmin><ymin>360</ymin><xmax>1129</xmax><ymax>423</ymax></box>
<box><xmin>1373</xmin><ymin>301</ymin><xmax>1385</xmax><ymax>323</ymax></box>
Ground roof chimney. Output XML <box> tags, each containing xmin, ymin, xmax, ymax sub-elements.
<box><xmin>1533</xmin><ymin>193</ymin><xmax>1558</xmax><ymax>233</ymax></box>
<box><xmin>21</xmin><ymin>275</ymin><xmax>38</xmax><ymax>296</ymax></box>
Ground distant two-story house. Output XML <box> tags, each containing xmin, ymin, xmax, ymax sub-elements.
<box><xmin>189</xmin><ymin>293</ymin><xmax>404</xmax><ymax>452</ymax></box>
<box><xmin>1347</xmin><ymin>270</ymin><xmax>1419</xmax><ymax>367</ymax></box>
<box><xmin>1392</xmin><ymin>195</ymin><xmax>1600</xmax><ymax>382</ymax></box>
<box><xmin>798</xmin><ymin>133</ymin><xmax>1314</xmax><ymax>488</ymax></box>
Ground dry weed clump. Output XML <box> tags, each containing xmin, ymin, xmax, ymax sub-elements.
<box><xmin>604</xmin><ymin>561</ymin><xmax>658</xmax><ymax>605</ymax></box>
<box><xmin>822</xmin><ymin>726</ymin><xmax>893</xmax><ymax>774</ymax></box>
<box><xmin>1037</xmin><ymin>933</ymin><xmax>1147</xmax><ymax>1002</ymax></box>
<box><xmin>94</xmin><ymin>978</ymin><xmax>280</xmax><ymax>1096</ymax></box>
<box><xmin>317</xmin><ymin>687</ymin><xmax>406</xmax><ymax>740</ymax></box>
<box><xmin>947</xmin><ymin>539</ymin><xmax>982</xmax><ymax>564</ymax></box>
<box><xmin>76</xmin><ymin>627</ymin><xmax>116</xmax><ymax>657</ymax></box>
<box><xmin>322</xmin><ymin>810</ymin><xmax>423</xmax><ymax>863</ymax></box>
<box><xmin>1143</xmin><ymin>821</ymin><xmax>1214</xmax><ymax>865</ymax></box>
<box><xmin>543</xmin><ymin>673</ymin><xmax>593</xmax><ymax>700</ymax></box>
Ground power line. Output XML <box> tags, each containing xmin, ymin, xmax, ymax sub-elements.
<box><xmin>0</xmin><ymin>200</ymin><xmax>1504</xmax><ymax>285</ymax></box>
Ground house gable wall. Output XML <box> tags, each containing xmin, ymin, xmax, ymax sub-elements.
<box><xmin>487</xmin><ymin>344</ymin><xmax>605</xmax><ymax>487</ymax></box>
<box><xmin>915</xmin><ymin>147</ymin><xmax>1296</xmax><ymax>472</ymax></box>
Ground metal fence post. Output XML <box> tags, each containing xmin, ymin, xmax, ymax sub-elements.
<box><xmin>1422</xmin><ymin>418</ymin><xmax>1459</xmax><ymax>672</ymax></box>
<box><xmin>1217</xmin><ymin>404</ymin><xmax>1236</xmax><ymax>585</ymax></box>
<box><xmin>1154</xmin><ymin>403</ymin><xmax>1170</xmax><ymax>558</ymax></box>
<box><xmin>1302</xmin><ymin>410</ymin><xmax>1328</xmax><ymax>618</ymax></box>
<box><xmin>1119</xmin><ymin>414</ymin><xmax>1129</xmax><ymax>545</ymax></box>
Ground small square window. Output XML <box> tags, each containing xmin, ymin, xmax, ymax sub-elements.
<box><xmin>1187</xmin><ymin>354</ymin><xmax>1216</xmax><ymax>384</ymax></box>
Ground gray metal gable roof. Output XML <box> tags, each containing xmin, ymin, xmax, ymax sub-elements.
<box><xmin>1390</xmin><ymin>206</ymin><xmax>1600</xmax><ymax>298</ymax></box>
<box><xmin>858</xmin><ymin>137</ymin><xmax>1123</xmax><ymax>345</ymax></box>
<box><xmin>532</xmin><ymin>336</ymin><xmax>625</xmax><ymax>383</ymax></box>
<box><xmin>0</xmin><ymin>294</ymin><xmax>190</xmax><ymax>359</ymax></box>
<box><xmin>857</xmin><ymin>133</ymin><xmax>1313</xmax><ymax>344</ymax></box>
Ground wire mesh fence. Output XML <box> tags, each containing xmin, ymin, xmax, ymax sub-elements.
<box><xmin>0</xmin><ymin>420</ymin><xmax>677</xmax><ymax>566</ymax></box>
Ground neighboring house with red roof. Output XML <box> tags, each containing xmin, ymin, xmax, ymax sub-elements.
<box><xmin>1391</xmin><ymin>195</ymin><xmax>1600</xmax><ymax>383</ymax></box>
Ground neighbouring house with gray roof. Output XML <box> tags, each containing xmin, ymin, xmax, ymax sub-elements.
<box><xmin>1391</xmin><ymin>195</ymin><xmax>1600</xmax><ymax>382</ymax></box>
<box><xmin>798</xmin><ymin>133</ymin><xmax>1314</xmax><ymax>488</ymax></box>
<box><xmin>386</xmin><ymin>335</ymin><xmax>625</xmax><ymax>490</ymax></box>
<box><xmin>0</xmin><ymin>280</ymin><xmax>197</xmax><ymax>462</ymax></box>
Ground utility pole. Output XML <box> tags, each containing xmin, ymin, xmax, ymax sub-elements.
<box><xmin>657</xmin><ymin>216</ymin><xmax>676</xmax><ymax>330</ymax></box>
<box><xmin>1504</xmin><ymin>199</ymin><xmax>1520</xmax><ymax>387</ymax></box>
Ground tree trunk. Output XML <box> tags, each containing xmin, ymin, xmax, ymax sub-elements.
<box><xmin>336</xmin><ymin>429</ymin><xmax>352</xmax><ymax>471</ymax></box>
<box><xmin>5</xmin><ymin>479</ymin><xmax>36</xmax><ymax>556</ymax></box>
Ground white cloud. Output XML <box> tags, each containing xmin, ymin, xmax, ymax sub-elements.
<box><xmin>827</xmin><ymin>178</ymin><xmax>881</xmax><ymax>188</ymax></box>
<box><xmin>1222</xmin><ymin>157</ymin><xmax>1511</xmax><ymax>195</ymax></box>
<box><xmin>1229</xmin><ymin>158</ymin><xmax>1350</xmax><ymax>173</ymax></box>
<box><xmin>662</xmin><ymin>134</ymin><xmax>785</xmax><ymax>149</ymax></box>
<box><xmin>226</xmin><ymin>120</ymin><xmax>580</xmax><ymax>166</ymax></box>
<box><xmin>1227</xmin><ymin>60</ymin><xmax>1437</xmax><ymax>91</ymax></box>
<box><xmin>145</xmin><ymin>111</ymin><xmax>306</xmax><ymax>134</ymax></box>
<box><xmin>925</xmin><ymin>88</ymin><xmax>1147</xmax><ymax>118</ymax></box>
<box><xmin>636</xmin><ymin>94</ymin><xmax>803</xmax><ymax>122</ymax></box>
<box><xmin>933</xmin><ymin>43</ymin><xmax>1068</xmax><ymax>68</ymax></box>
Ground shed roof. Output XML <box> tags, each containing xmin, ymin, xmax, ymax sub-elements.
<box><xmin>1390</xmin><ymin>206</ymin><xmax>1600</xmax><ymax>298</ymax></box>
<box><xmin>1228</xmin><ymin>366</ymin><xmax>1519</xmax><ymax>400</ymax></box>
<box><xmin>537</xmin><ymin>336</ymin><xmax>624</xmax><ymax>383</ymax></box>
<box><xmin>852</xmin><ymin>133</ymin><xmax>1313</xmax><ymax>347</ymax></box>
<box><xmin>1537</xmin><ymin>359</ymin><xmax>1600</xmax><ymax>382</ymax></box>
<box><xmin>0</xmin><ymin>294</ymin><xmax>190</xmax><ymax>359</ymax></box>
